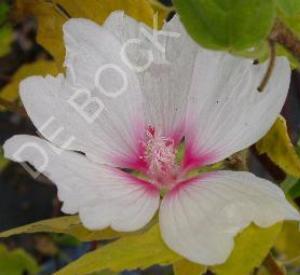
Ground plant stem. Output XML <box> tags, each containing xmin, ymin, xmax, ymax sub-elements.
<box><xmin>257</xmin><ymin>39</ymin><xmax>276</xmax><ymax>92</ymax></box>
<box><xmin>0</xmin><ymin>98</ymin><xmax>27</xmax><ymax>117</ymax></box>
<box><xmin>148</xmin><ymin>0</ymin><xmax>175</xmax><ymax>12</ymax></box>
<box><xmin>270</xmin><ymin>20</ymin><xmax>300</xmax><ymax>62</ymax></box>
<box><xmin>263</xmin><ymin>254</ymin><xmax>285</xmax><ymax>275</ymax></box>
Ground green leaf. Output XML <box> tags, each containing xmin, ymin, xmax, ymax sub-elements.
<box><xmin>281</xmin><ymin>177</ymin><xmax>298</xmax><ymax>194</ymax></box>
<box><xmin>51</xmin><ymin>233</ymin><xmax>81</xmax><ymax>247</ymax></box>
<box><xmin>275</xmin><ymin>221</ymin><xmax>300</xmax><ymax>266</ymax></box>
<box><xmin>277</xmin><ymin>44</ymin><xmax>300</xmax><ymax>69</ymax></box>
<box><xmin>275</xmin><ymin>0</ymin><xmax>300</xmax><ymax>37</ymax></box>
<box><xmin>0</xmin><ymin>25</ymin><xmax>12</xmax><ymax>57</ymax></box>
<box><xmin>0</xmin><ymin>3</ymin><xmax>12</xmax><ymax>57</ymax></box>
<box><xmin>276</xmin><ymin>0</ymin><xmax>300</xmax><ymax>16</ymax></box>
<box><xmin>0</xmin><ymin>149</ymin><xmax>9</xmax><ymax>171</ymax></box>
<box><xmin>0</xmin><ymin>215</ymin><xmax>129</xmax><ymax>241</ymax></box>
<box><xmin>211</xmin><ymin>223</ymin><xmax>282</xmax><ymax>275</ymax></box>
<box><xmin>173</xmin><ymin>259</ymin><xmax>206</xmax><ymax>275</ymax></box>
<box><xmin>0</xmin><ymin>2</ymin><xmax>9</xmax><ymax>24</ymax></box>
<box><xmin>287</xmin><ymin>181</ymin><xmax>300</xmax><ymax>199</ymax></box>
<box><xmin>55</xmin><ymin>225</ymin><xmax>181</xmax><ymax>275</ymax></box>
<box><xmin>91</xmin><ymin>271</ymin><xmax>119</xmax><ymax>275</ymax></box>
<box><xmin>256</xmin><ymin>116</ymin><xmax>300</xmax><ymax>178</ymax></box>
<box><xmin>0</xmin><ymin>244</ymin><xmax>39</xmax><ymax>275</ymax></box>
<box><xmin>173</xmin><ymin>0</ymin><xmax>275</xmax><ymax>51</ymax></box>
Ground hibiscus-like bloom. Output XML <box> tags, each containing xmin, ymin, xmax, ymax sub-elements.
<box><xmin>4</xmin><ymin>12</ymin><xmax>300</xmax><ymax>265</ymax></box>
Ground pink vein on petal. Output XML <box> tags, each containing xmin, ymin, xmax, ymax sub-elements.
<box><xmin>183</xmin><ymin>145</ymin><xmax>217</xmax><ymax>171</ymax></box>
<box><xmin>182</xmin><ymin>120</ymin><xmax>218</xmax><ymax>170</ymax></box>
<box><xmin>110</xmin><ymin>118</ymin><xmax>148</xmax><ymax>172</ymax></box>
<box><xmin>167</xmin><ymin>173</ymin><xmax>214</xmax><ymax>199</ymax></box>
<box><xmin>110</xmin><ymin>166</ymin><xmax>159</xmax><ymax>196</ymax></box>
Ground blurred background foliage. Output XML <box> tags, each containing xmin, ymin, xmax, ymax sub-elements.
<box><xmin>0</xmin><ymin>0</ymin><xmax>300</xmax><ymax>274</ymax></box>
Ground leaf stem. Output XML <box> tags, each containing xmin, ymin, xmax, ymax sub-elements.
<box><xmin>45</xmin><ymin>0</ymin><xmax>71</xmax><ymax>19</ymax></box>
<box><xmin>225</xmin><ymin>150</ymin><xmax>248</xmax><ymax>171</ymax></box>
<box><xmin>0</xmin><ymin>98</ymin><xmax>27</xmax><ymax>117</ymax></box>
<box><xmin>53</xmin><ymin>2</ymin><xmax>72</xmax><ymax>19</ymax></box>
<box><xmin>263</xmin><ymin>254</ymin><xmax>285</xmax><ymax>275</ymax></box>
<box><xmin>148</xmin><ymin>0</ymin><xmax>175</xmax><ymax>12</ymax></box>
<box><xmin>270</xmin><ymin>20</ymin><xmax>300</xmax><ymax>62</ymax></box>
<box><xmin>257</xmin><ymin>39</ymin><xmax>276</xmax><ymax>92</ymax></box>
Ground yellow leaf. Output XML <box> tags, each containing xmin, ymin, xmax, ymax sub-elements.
<box><xmin>92</xmin><ymin>271</ymin><xmax>119</xmax><ymax>275</ymax></box>
<box><xmin>56</xmin><ymin>223</ymin><xmax>282</xmax><ymax>275</ymax></box>
<box><xmin>0</xmin><ymin>244</ymin><xmax>39</xmax><ymax>274</ymax></box>
<box><xmin>0</xmin><ymin>25</ymin><xmax>12</xmax><ymax>57</ymax></box>
<box><xmin>14</xmin><ymin>0</ymin><xmax>167</xmax><ymax>68</ymax></box>
<box><xmin>211</xmin><ymin>223</ymin><xmax>282</xmax><ymax>275</ymax></box>
<box><xmin>173</xmin><ymin>259</ymin><xmax>206</xmax><ymax>275</ymax></box>
<box><xmin>275</xmin><ymin>221</ymin><xmax>300</xmax><ymax>265</ymax></box>
<box><xmin>0</xmin><ymin>60</ymin><xmax>58</xmax><ymax>103</ymax></box>
<box><xmin>256</xmin><ymin>266</ymin><xmax>270</xmax><ymax>275</ymax></box>
<box><xmin>0</xmin><ymin>149</ymin><xmax>9</xmax><ymax>171</ymax></box>
<box><xmin>0</xmin><ymin>215</ymin><xmax>127</xmax><ymax>241</ymax></box>
<box><xmin>256</xmin><ymin>115</ymin><xmax>300</xmax><ymax>178</ymax></box>
<box><xmin>55</xmin><ymin>225</ymin><xmax>181</xmax><ymax>275</ymax></box>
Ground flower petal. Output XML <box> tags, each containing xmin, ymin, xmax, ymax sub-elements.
<box><xmin>4</xmin><ymin>135</ymin><xmax>160</xmax><ymax>231</ymax></box>
<box><xmin>104</xmin><ymin>13</ymin><xmax>197</xmax><ymax>142</ymax></box>
<box><xmin>63</xmin><ymin>18</ymin><xmax>139</xmax><ymax>93</ymax></box>
<box><xmin>102</xmin><ymin>13</ymin><xmax>291</xmax><ymax>165</ymax></box>
<box><xmin>184</xmin><ymin>51</ymin><xmax>291</xmax><ymax>168</ymax></box>
<box><xmin>159</xmin><ymin>171</ymin><xmax>299</xmax><ymax>265</ymax></box>
<box><xmin>63</xmin><ymin>17</ymin><xmax>147</xmax><ymax>167</ymax></box>
<box><xmin>20</xmin><ymin>73</ymin><xmax>144</xmax><ymax>168</ymax></box>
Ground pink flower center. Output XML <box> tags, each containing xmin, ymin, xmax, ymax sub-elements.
<box><xmin>140</xmin><ymin>126</ymin><xmax>179</xmax><ymax>188</ymax></box>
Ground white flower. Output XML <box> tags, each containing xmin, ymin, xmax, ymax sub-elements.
<box><xmin>4</xmin><ymin>12</ymin><xmax>300</xmax><ymax>265</ymax></box>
